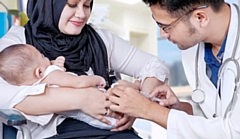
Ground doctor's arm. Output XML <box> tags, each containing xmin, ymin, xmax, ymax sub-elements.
<box><xmin>110</xmin><ymin>84</ymin><xmax>240</xmax><ymax>138</ymax></box>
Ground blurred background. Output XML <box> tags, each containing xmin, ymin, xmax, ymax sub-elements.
<box><xmin>0</xmin><ymin>0</ymin><xmax>239</xmax><ymax>138</ymax></box>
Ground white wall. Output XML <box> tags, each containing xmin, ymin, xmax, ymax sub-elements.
<box><xmin>0</xmin><ymin>0</ymin><xmax>18</xmax><ymax>11</ymax></box>
<box><xmin>124</xmin><ymin>9</ymin><xmax>158</xmax><ymax>55</ymax></box>
<box><xmin>92</xmin><ymin>1</ymin><xmax>157</xmax><ymax>56</ymax></box>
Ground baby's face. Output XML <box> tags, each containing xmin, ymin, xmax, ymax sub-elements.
<box><xmin>26</xmin><ymin>44</ymin><xmax>51</xmax><ymax>71</ymax></box>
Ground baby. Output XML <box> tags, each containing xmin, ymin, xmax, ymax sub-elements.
<box><xmin>0</xmin><ymin>43</ymin><xmax>117</xmax><ymax>129</ymax></box>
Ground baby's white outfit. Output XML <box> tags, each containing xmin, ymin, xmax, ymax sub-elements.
<box><xmin>34</xmin><ymin>65</ymin><xmax>117</xmax><ymax>129</ymax></box>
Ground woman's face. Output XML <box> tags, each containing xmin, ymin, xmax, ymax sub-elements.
<box><xmin>59</xmin><ymin>0</ymin><xmax>92</xmax><ymax>35</ymax></box>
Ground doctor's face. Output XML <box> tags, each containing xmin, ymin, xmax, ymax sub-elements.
<box><xmin>150</xmin><ymin>4</ymin><xmax>202</xmax><ymax>50</ymax></box>
<box><xmin>58</xmin><ymin>0</ymin><xmax>92</xmax><ymax>35</ymax></box>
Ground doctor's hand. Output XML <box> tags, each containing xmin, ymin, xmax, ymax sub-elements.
<box><xmin>150</xmin><ymin>85</ymin><xmax>193</xmax><ymax>115</ymax></box>
<box><xmin>150</xmin><ymin>84</ymin><xmax>181</xmax><ymax>110</ymax></box>
<box><xmin>105</xmin><ymin>87</ymin><xmax>136</xmax><ymax>131</ymax></box>
<box><xmin>109</xmin><ymin>85</ymin><xmax>153</xmax><ymax>119</ymax></box>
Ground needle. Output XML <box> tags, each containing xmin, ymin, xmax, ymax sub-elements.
<box><xmin>111</xmin><ymin>83</ymin><xmax>163</xmax><ymax>103</ymax></box>
<box><xmin>140</xmin><ymin>91</ymin><xmax>163</xmax><ymax>103</ymax></box>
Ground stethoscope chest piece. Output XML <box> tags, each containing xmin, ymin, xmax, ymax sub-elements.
<box><xmin>192</xmin><ymin>89</ymin><xmax>205</xmax><ymax>104</ymax></box>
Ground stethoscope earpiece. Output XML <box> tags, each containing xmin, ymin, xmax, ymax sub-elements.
<box><xmin>213</xmin><ymin>114</ymin><xmax>217</xmax><ymax>118</ymax></box>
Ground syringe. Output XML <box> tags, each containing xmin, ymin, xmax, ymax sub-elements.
<box><xmin>140</xmin><ymin>91</ymin><xmax>163</xmax><ymax>103</ymax></box>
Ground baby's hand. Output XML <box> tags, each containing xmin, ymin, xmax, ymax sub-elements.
<box><xmin>95</xmin><ymin>76</ymin><xmax>106</xmax><ymax>88</ymax></box>
<box><xmin>51</xmin><ymin>56</ymin><xmax>66</xmax><ymax>71</ymax></box>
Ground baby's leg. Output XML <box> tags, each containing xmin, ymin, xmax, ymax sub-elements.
<box><xmin>59</xmin><ymin>111</ymin><xmax>117</xmax><ymax>130</ymax></box>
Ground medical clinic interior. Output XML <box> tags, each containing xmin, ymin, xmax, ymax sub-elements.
<box><xmin>0</xmin><ymin>0</ymin><xmax>240</xmax><ymax>139</ymax></box>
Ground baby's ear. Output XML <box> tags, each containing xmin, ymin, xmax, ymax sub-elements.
<box><xmin>35</xmin><ymin>68</ymin><xmax>44</xmax><ymax>79</ymax></box>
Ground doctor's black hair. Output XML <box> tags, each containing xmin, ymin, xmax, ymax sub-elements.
<box><xmin>142</xmin><ymin>0</ymin><xmax>225</xmax><ymax>18</ymax></box>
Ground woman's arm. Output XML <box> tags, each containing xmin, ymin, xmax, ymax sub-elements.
<box><xmin>0</xmin><ymin>26</ymin><xmax>26</xmax><ymax>52</ymax></box>
<box><xmin>14</xmin><ymin>87</ymin><xmax>111</xmax><ymax>124</ymax></box>
<box><xmin>105</xmin><ymin>31</ymin><xmax>168</xmax><ymax>92</ymax></box>
<box><xmin>141</xmin><ymin>77</ymin><xmax>164</xmax><ymax>93</ymax></box>
<box><xmin>92</xmin><ymin>24</ymin><xmax>169</xmax><ymax>84</ymax></box>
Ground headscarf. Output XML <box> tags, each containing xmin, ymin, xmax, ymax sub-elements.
<box><xmin>24</xmin><ymin>0</ymin><xmax>111</xmax><ymax>87</ymax></box>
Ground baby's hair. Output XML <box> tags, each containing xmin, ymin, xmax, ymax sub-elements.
<box><xmin>0</xmin><ymin>44</ymin><xmax>37</xmax><ymax>85</ymax></box>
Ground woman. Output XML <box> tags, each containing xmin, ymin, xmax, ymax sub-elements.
<box><xmin>0</xmin><ymin>0</ymin><xmax>169</xmax><ymax>138</ymax></box>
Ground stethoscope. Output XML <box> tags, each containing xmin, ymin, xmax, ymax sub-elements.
<box><xmin>191</xmin><ymin>4</ymin><xmax>240</xmax><ymax>118</ymax></box>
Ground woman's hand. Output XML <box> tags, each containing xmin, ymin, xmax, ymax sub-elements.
<box><xmin>149</xmin><ymin>84</ymin><xmax>181</xmax><ymax>109</ymax></box>
<box><xmin>80</xmin><ymin>87</ymin><xmax>112</xmax><ymax>125</ymax></box>
<box><xmin>111</xmin><ymin>115</ymin><xmax>136</xmax><ymax>131</ymax></box>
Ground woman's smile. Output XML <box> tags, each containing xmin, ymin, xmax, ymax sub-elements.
<box><xmin>70</xmin><ymin>20</ymin><xmax>83</xmax><ymax>26</ymax></box>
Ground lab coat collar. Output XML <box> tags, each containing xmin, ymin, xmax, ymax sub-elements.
<box><xmin>220</xmin><ymin>3</ymin><xmax>240</xmax><ymax>116</ymax></box>
<box><xmin>198</xmin><ymin>43</ymin><xmax>221</xmax><ymax>118</ymax></box>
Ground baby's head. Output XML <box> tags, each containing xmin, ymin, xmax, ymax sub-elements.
<box><xmin>0</xmin><ymin>44</ymin><xmax>51</xmax><ymax>85</ymax></box>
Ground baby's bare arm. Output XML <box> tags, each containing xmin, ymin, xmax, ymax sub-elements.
<box><xmin>46</xmin><ymin>56</ymin><xmax>106</xmax><ymax>88</ymax></box>
<box><xmin>41</xmin><ymin>71</ymin><xmax>106</xmax><ymax>88</ymax></box>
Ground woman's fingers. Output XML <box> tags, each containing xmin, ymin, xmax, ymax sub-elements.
<box><xmin>111</xmin><ymin>115</ymin><xmax>135</xmax><ymax>131</ymax></box>
<box><xmin>79</xmin><ymin>88</ymin><xmax>112</xmax><ymax>122</ymax></box>
<box><xmin>97</xmin><ymin>114</ymin><xmax>111</xmax><ymax>125</ymax></box>
<box><xmin>106</xmin><ymin>109</ymin><xmax>122</xmax><ymax>120</ymax></box>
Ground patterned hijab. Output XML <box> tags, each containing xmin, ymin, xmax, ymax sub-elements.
<box><xmin>24</xmin><ymin>0</ymin><xmax>111</xmax><ymax>87</ymax></box>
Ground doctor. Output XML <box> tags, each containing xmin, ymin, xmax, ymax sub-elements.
<box><xmin>109</xmin><ymin>0</ymin><xmax>240</xmax><ymax>138</ymax></box>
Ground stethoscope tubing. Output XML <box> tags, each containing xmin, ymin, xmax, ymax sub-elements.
<box><xmin>192</xmin><ymin>4</ymin><xmax>240</xmax><ymax>118</ymax></box>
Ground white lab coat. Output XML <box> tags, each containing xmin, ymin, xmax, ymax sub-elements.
<box><xmin>167</xmin><ymin>3</ymin><xmax>240</xmax><ymax>139</ymax></box>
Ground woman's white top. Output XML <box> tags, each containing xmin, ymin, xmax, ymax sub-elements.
<box><xmin>0</xmin><ymin>24</ymin><xmax>169</xmax><ymax>139</ymax></box>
